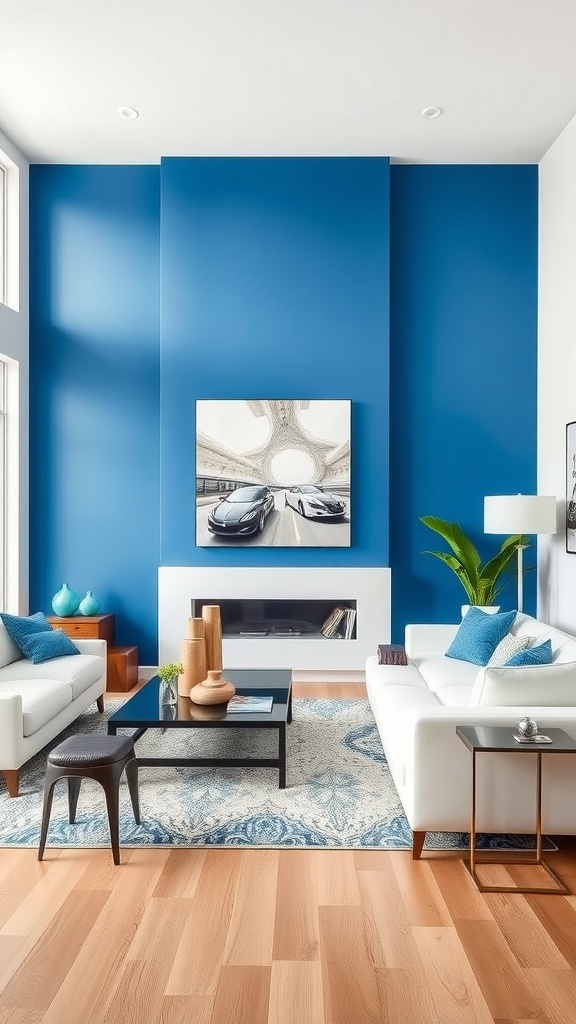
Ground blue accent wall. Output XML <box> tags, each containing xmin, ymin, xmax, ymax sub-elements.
<box><xmin>389</xmin><ymin>165</ymin><xmax>538</xmax><ymax>638</ymax></box>
<box><xmin>28</xmin><ymin>159</ymin><xmax>537</xmax><ymax>664</ymax></box>
<box><xmin>160</xmin><ymin>157</ymin><xmax>390</xmax><ymax>566</ymax></box>
<box><xmin>29</xmin><ymin>166</ymin><xmax>160</xmax><ymax>663</ymax></box>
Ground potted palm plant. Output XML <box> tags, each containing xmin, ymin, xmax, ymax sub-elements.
<box><xmin>420</xmin><ymin>515</ymin><xmax>528</xmax><ymax>608</ymax></box>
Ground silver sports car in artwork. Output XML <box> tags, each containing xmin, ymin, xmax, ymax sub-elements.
<box><xmin>285</xmin><ymin>484</ymin><xmax>347</xmax><ymax>519</ymax></box>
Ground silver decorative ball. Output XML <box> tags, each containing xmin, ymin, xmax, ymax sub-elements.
<box><xmin>518</xmin><ymin>716</ymin><xmax>539</xmax><ymax>738</ymax></box>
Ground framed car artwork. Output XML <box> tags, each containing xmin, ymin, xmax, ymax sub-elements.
<box><xmin>195</xmin><ymin>399</ymin><xmax>351</xmax><ymax>548</ymax></box>
<box><xmin>567</xmin><ymin>421</ymin><xmax>576</xmax><ymax>552</ymax></box>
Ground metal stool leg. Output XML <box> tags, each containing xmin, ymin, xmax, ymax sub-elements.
<box><xmin>124</xmin><ymin>756</ymin><xmax>140</xmax><ymax>825</ymax></box>
<box><xmin>100</xmin><ymin>761</ymin><xmax>125</xmax><ymax>866</ymax></box>
<box><xmin>38</xmin><ymin>766</ymin><xmax>60</xmax><ymax>861</ymax></box>
<box><xmin>67</xmin><ymin>776</ymin><xmax>82</xmax><ymax>823</ymax></box>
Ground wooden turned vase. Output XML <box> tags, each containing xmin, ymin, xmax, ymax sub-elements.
<box><xmin>190</xmin><ymin>669</ymin><xmax>235</xmax><ymax>706</ymax></box>
<box><xmin>202</xmin><ymin>605</ymin><xmax>223</xmax><ymax>671</ymax></box>
<box><xmin>178</xmin><ymin>637</ymin><xmax>207</xmax><ymax>697</ymax></box>
<box><xmin>188</xmin><ymin>617</ymin><xmax>205</xmax><ymax>640</ymax></box>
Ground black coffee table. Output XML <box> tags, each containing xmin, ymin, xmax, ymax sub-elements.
<box><xmin>107</xmin><ymin>668</ymin><xmax>293</xmax><ymax>788</ymax></box>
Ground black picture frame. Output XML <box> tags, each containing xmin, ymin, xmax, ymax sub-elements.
<box><xmin>566</xmin><ymin>421</ymin><xmax>576</xmax><ymax>552</ymax></box>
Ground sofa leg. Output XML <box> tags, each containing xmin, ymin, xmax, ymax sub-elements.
<box><xmin>3</xmin><ymin>770</ymin><xmax>20</xmax><ymax>798</ymax></box>
<box><xmin>412</xmin><ymin>830</ymin><xmax>426</xmax><ymax>859</ymax></box>
<box><xmin>97</xmin><ymin>695</ymin><xmax>104</xmax><ymax>713</ymax></box>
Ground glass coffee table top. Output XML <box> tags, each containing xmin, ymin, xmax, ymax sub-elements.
<box><xmin>107</xmin><ymin>668</ymin><xmax>292</xmax><ymax>728</ymax></box>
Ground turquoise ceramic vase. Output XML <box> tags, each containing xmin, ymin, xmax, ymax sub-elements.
<box><xmin>79</xmin><ymin>591</ymin><xmax>101</xmax><ymax>616</ymax></box>
<box><xmin>51</xmin><ymin>582</ymin><xmax>80</xmax><ymax>617</ymax></box>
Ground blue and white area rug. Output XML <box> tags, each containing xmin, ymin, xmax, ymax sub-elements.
<box><xmin>0</xmin><ymin>698</ymin><xmax>552</xmax><ymax>852</ymax></box>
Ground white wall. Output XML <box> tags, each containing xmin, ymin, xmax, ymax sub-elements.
<box><xmin>0</xmin><ymin>127</ymin><xmax>28</xmax><ymax>612</ymax></box>
<box><xmin>538</xmin><ymin>113</ymin><xmax>576</xmax><ymax>630</ymax></box>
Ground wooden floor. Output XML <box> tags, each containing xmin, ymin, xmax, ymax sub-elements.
<box><xmin>1</xmin><ymin>682</ymin><xmax>576</xmax><ymax>1023</ymax></box>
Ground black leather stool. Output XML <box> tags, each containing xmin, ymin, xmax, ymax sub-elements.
<box><xmin>38</xmin><ymin>734</ymin><xmax>140</xmax><ymax>865</ymax></box>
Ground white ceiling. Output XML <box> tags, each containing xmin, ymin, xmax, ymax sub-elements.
<box><xmin>1</xmin><ymin>0</ymin><xmax>576</xmax><ymax>165</ymax></box>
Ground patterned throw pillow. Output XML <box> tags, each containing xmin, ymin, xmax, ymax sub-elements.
<box><xmin>487</xmin><ymin>633</ymin><xmax>533</xmax><ymax>667</ymax></box>
<box><xmin>17</xmin><ymin>628</ymin><xmax>80</xmax><ymax>665</ymax></box>
<box><xmin>445</xmin><ymin>607</ymin><xmax>517</xmax><ymax>666</ymax></box>
<box><xmin>0</xmin><ymin>612</ymin><xmax>53</xmax><ymax>655</ymax></box>
<box><xmin>505</xmin><ymin>639</ymin><xmax>554</xmax><ymax>667</ymax></box>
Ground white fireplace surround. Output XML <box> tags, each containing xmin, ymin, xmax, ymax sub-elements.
<box><xmin>158</xmin><ymin>567</ymin><xmax>391</xmax><ymax>677</ymax></box>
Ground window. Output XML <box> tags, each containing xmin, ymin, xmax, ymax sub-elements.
<box><xmin>0</xmin><ymin>359</ymin><xmax>6</xmax><ymax>609</ymax></box>
<box><xmin>0</xmin><ymin>163</ymin><xmax>5</xmax><ymax>305</ymax></box>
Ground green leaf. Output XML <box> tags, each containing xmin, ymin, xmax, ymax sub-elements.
<box><xmin>420</xmin><ymin>517</ymin><xmax>532</xmax><ymax>606</ymax></box>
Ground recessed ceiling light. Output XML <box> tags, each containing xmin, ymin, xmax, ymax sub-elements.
<box><xmin>118</xmin><ymin>106</ymin><xmax>139</xmax><ymax>119</ymax></box>
<box><xmin>421</xmin><ymin>106</ymin><xmax>443</xmax><ymax>120</ymax></box>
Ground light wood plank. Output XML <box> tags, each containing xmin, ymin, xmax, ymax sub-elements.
<box><xmin>455</xmin><ymin>918</ymin><xmax>549</xmax><ymax>1020</ymax></box>
<box><xmin>161</xmin><ymin>995</ymin><xmax>215</xmax><ymax>1024</ymax></box>
<box><xmin>165</xmin><ymin>849</ymin><xmax>241</xmax><ymax>996</ymax></box>
<box><xmin>151</xmin><ymin>848</ymin><xmax>206</xmax><ymax>899</ymax></box>
<box><xmin>484</xmin><ymin>891</ymin><xmax>571</xmax><ymax>969</ymax></box>
<box><xmin>103</xmin><ymin>898</ymin><xmax>190</xmax><ymax>1024</ymax></box>
<box><xmin>376</xmin><ymin>966</ymin><xmax>438</xmax><ymax>1024</ymax></box>
<box><xmin>210</xmin><ymin>965</ymin><xmax>270</xmax><ymax>1024</ymax></box>
<box><xmin>528</xmin><ymin>967</ymin><xmax>576</xmax><ymax>1024</ymax></box>
<box><xmin>429</xmin><ymin>857</ymin><xmax>495</xmax><ymax>921</ymax></box>
<box><xmin>272</xmin><ymin>851</ymin><xmax>319</xmax><ymax>961</ymax></box>
<box><xmin>412</xmin><ymin>925</ymin><xmax>494</xmax><ymax>1024</ymax></box>
<box><xmin>389</xmin><ymin>850</ymin><xmax>452</xmax><ymax>927</ymax></box>
<box><xmin>268</xmin><ymin>961</ymin><xmax>324</xmax><ymax>1024</ymax></box>
<box><xmin>39</xmin><ymin>848</ymin><xmax>170</xmax><ymax>1024</ymax></box>
<box><xmin>319</xmin><ymin>905</ymin><xmax>382</xmax><ymax>1024</ymax></box>
<box><xmin>222</xmin><ymin>851</ymin><xmax>279</xmax><ymax>966</ymax></box>
<box><xmin>0</xmin><ymin>890</ymin><xmax>108</xmax><ymax>1011</ymax></box>
<box><xmin>316</xmin><ymin>850</ymin><xmax>361</xmax><ymax>907</ymax></box>
<box><xmin>357</xmin><ymin>861</ymin><xmax>415</xmax><ymax>968</ymax></box>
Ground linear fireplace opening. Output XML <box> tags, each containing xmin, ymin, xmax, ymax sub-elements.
<box><xmin>191</xmin><ymin>598</ymin><xmax>357</xmax><ymax>640</ymax></box>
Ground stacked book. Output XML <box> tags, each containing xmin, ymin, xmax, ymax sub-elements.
<box><xmin>320</xmin><ymin>606</ymin><xmax>356</xmax><ymax>639</ymax></box>
<box><xmin>342</xmin><ymin>607</ymin><xmax>356</xmax><ymax>639</ymax></box>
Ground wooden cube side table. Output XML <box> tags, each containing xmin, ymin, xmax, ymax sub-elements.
<box><xmin>47</xmin><ymin>614</ymin><xmax>115</xmax><ymax>645</ymax></box>
<box><xmin>107</xmin><ymin>646</ymin><xmax>139</xmax><ymax>692</ymax></box>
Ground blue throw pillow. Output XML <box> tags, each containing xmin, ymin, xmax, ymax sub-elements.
<box><xmin>17</xmin><ymin>628</ymin><xmax>80</xmax><ymax>664</ymax></box>
<box><xmin>445</xmin><ymin>607</ymin><xmax>517</xmax><ymax>666</ymax></box>
<box><xmin>505</xmin><ymin>639</ymin><xmax>553</xmax><ymax>667</ymax></box>
<box><xmin>0</xmin><ymin>611</ymin><xmax>53</xmax><ymax>654</ymax></box>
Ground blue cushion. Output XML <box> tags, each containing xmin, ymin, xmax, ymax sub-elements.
<box><xmin>17</xmin><ymin>628</ymin><xmax>80</xmax><ymax>664</ymax></box>
<box><xmin>505</xmin><ymin>639</ymin><xmax>553</xmax><ymax>667</ymax></box>
<box><xmin>0</xmin><ymin>612</ymin><xmax>53</xmax><ymax>654</ymax></box>
<box><xmin>445</xmin><ymin>607</ymin><xmax>517</xmax><ymax>666</ymax></box>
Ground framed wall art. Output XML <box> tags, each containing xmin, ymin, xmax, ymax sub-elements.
<box><xmin>196</xmin><ymin>399</ymin><xmax>351</xmax><ymax>548</ymax></box>
<box><xmin>566</xmin><ymin>421</ymin><xmax>576</xmax><ymax>552</ymax></box>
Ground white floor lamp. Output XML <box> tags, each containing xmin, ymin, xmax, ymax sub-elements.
<box><xmin>484</xmin><ymin>494</ymin><xmax>557</xmax><ymax>613</ymax></box>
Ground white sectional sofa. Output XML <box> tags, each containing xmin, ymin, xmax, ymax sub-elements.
<box><xmin>365</xmin><ymin>612</ymin><xmax>576</xmax><ymax>857</ymax></box>
<box><xmin>0</xmin><ymin>623</ymin><xmax>107</xmax><ymax>797</ymax></box>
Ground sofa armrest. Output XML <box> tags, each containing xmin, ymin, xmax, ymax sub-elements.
<box><xmin>72</xmin><ymin>638</ymin><xmax>107</xmax><ymax>659</ymax></box>
<box><xmin>405</xmin><ymin>623</ymin><xmax>459</xmax><ymax>659</ymax></box>
<box><xmin>0</xmin><ymin>694</ymin><xmax>24</xmax><ymax>768</ymax></box>
<box><xmin>71</xmin><ymin>639</ymin><xmax>107</xmax><ymax>691</ymax></box>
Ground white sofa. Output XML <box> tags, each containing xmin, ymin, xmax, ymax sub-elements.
<box><xmin>0</xmin><ymin>622</ymin><xmax>107</xmax><ymax>797</ymax></box>
<box><xmin>366</xmin><ymin>612</ymin><xmax>576</xmax><ymax>857</ymax></box>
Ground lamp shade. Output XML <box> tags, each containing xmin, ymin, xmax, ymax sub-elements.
<box><xmin>484</xmin><ymin>494</ymin><xmax>557</xmax><ymax>535</ymax></box>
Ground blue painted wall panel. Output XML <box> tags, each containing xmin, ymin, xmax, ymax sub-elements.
<box><xmin>27</xmin><ymin>159</ymin><xmax>537</xmax><ymax>663</ymax></box>
<box><xmin>160</xmin><ymin>157</ymin><xmax>391</xmax><ymax>567</ymax></box>
<box><xmin>29</xmin><ymin>166</ymin><xmax>160</xmax><ymax>663</ymax></box>
<box><xmin>389</xmin><ymin>165</ymin><xmax>538</xmax><ymax>636</ymax></box>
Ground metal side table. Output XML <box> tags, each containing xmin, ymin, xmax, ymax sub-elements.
<box><xmin>456</xmin><ymin>724</ymin><xmax>576</xmax><ymax>894</ymax></box>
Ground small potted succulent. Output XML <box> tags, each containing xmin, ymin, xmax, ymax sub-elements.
<box><xmin>157</xmin><ymin>662</ymin><xmax>183</xmax><ymax>706</ymax></box>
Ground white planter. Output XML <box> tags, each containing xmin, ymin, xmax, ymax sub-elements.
<box><xmin>461</xmin><ymin>604</ymin><xmax>500</xmax><ymax>618</ymax></box>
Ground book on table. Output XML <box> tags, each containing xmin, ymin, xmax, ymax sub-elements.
<box><xmin>227</xmin><ymin>694</ymin><xmax>274</xmax><ymax>714</ymax></box>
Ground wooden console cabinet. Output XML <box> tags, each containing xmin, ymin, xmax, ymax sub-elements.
<box><xmin>47</xmin><ymin>614</ymin><xmax>138</xmax><ymax>692</ymax></box>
